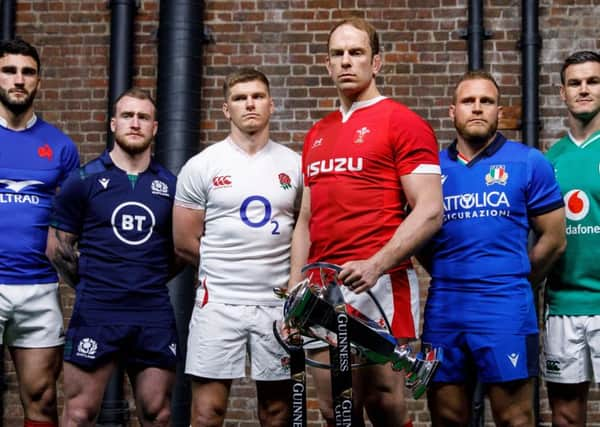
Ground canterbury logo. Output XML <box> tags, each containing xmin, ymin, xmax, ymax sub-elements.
<box><xmin>212</xmin><ymin>175</ymin><xmax>232</xmax><ymax>187</ymax></box>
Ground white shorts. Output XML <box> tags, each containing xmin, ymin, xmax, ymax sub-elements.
<box><xmin>0</xmin><ymin>283</ymin><xmax>65</xmax><ymax>347</ymax></box>
<box><xmin>185</xmin><ymin>302</ymin><xmax>290</xmax><ymax>381</ymax></box>
<box><xmin>541</xmin><ymin>315</ymin><xmax>600</xmax><ymax>383</ymax></box>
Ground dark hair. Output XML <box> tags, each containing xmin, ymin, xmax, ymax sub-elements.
<box><xmin>560</xmin><ymin>51</ymin><xmax>600</xmax><ymax>84</ymax></box>
<box><xmin>452</xmin><ymin>70</ymin><xmax>500</xmax><ymax>103</ymax></box>
<box><xmin>223</xmin><ymin>68</ymin><xmax>270</xmax><ymax>99</ymax></box>
<box><xmin>0</xmin><ymin>39</ymin><xmax>41</xmax><ymax>72</ymax></box>
<box><xmin>327</xmin><ymin>17</ymin><xmax>380</xmax><ymax>57</ymax></box>
<box><xmin>112</xmin><ymin>88</ymin><xmax>156</xmax><ymax>117</ymax></box>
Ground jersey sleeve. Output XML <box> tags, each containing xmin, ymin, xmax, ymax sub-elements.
<box><xmin>302</xmin><ymin>125</ymin><xmax>317</xmax><ymax>186</ymax></box>
<box><xmin>526</xmin><ymin>147</ymin><xmax>564</xmax><ymax>216</ymax></box>
<box><xmin>175</xmin><ymin>155</ymin><xmax>207</xmax><ymax>210</ymax></box>
<box><xmin>390</xmin><ymin>108</ymin><xmax>441</xmax><ymax>176</ymax></box>
<box><xmin>58</xmin><ymin>137</ymin><xmax>80</xmax><ymax>186</ymax></box>
<box><xmin>49</xmin><ymin>169</ymin><xmax>87</xmax><ymax>235</ymax></box>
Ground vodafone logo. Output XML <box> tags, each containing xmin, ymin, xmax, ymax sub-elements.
<box><xmin>212</xmin><ymin>175</ymin><xmax>232</xmax><ymax>188</ymax></box>
<box><xmin>564</xmin><ymin>189</ymin><xmax>589</xmax><ymax>221</ymax></box>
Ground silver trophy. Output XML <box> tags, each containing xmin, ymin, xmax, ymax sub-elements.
<box><xmin>276</xmin><ymin>262</ymin><xmax>442</xmax><ymax>399</ymax></box>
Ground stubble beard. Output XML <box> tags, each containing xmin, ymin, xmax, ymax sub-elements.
<box><xmin>0</xmin><ymin>86</ymin><xmax>36</xmax><ymax>116</ymax></box>
<box><xmin>455</xmin><ymin>118</ymin><xmax>498</xmax><ymax>147</ymax></box>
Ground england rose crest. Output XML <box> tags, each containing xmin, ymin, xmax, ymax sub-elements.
<box><xmin>278</xmin><ymin>173</ymin><xmax>292</xmax><ymax>190</ymax></box>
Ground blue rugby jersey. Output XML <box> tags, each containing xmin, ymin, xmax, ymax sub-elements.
<box><xmin>0</xmin><ymin>117</ymin><xmax>79</xmax><ymax>284</ymax></box>
<box><xmin>49</xmin><ymin>151</ymin><xmax>177</xmax><ymax>325</ymax></box>
<box><xmin>423</xmin><ymin>133</ymin><xmax>563</xmax><ymax>333</ymax></box>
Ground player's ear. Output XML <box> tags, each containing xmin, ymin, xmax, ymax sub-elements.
<box><xmin>559</xmin><ymin>85</ymin><xmax>567</xmax><ymax>103</ymax></box>
<box><xmin>325</xmin><ymin>56</ymin><xmax>333</xmax><ymax>78</ymax></box>
<box><xmin>222</xmin><ymin>102</ymin><xmax>230</xmax><ymax>120</ymax></box>
<box><xmin>110</xmin><ymin>117</ymin><xmax>116</xmax><ymax>133</ymax></box>
<box><xmin>449</xmin><ymin>104</ymin><xmax>455</xmax><ymax>120</ymax></box>
<box><xmin>497</xmin><ymin>105</ymin><xmax>503</xmax><ymax>120</ymax></box>
<box><xmin>372</xmin><ymin>53</ymin><xmax>382</xmax><ymax>76</ymax></box>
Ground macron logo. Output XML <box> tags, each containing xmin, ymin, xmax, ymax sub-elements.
<box><xmin>507</xmin><ymin>353</ymin><xmax>519</xmax><ymax>368</ymax></box>
<box><xmin>98</xmin><ymin>178</ymin><xmax>110</xmax><ymax>189</ymax></box>
<box><xmin>0</xmin><ymin>179</ymin><xmax>44</xmax><ymax>192</ymax></box>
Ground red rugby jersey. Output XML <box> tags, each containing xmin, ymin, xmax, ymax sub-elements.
<box><xmin>303</xmin><ymin>97</ymin><xmax>440</xmax><ymax>270</ymax></box>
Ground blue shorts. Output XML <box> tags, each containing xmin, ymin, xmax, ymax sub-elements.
<box><xmin>64</xmin><ymin>323</ymin><xmax>178</xmax><ymax>371</ymax></box>
<box><xmin>422</xmin><ymin>331</ymin><xmax>539</xmax><ymax>383</ymax></box>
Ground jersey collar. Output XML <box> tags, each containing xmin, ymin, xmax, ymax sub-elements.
<box><xmin>567</xmin><ymin>129</ymin><xmax>600</xmax><ymax>148</ymax></box>
<box><xmin>448</xmin><ymin>132</ymin><xmax>507</xmax><ymax>167</ymax></box>
<box><xmin>100</xmin><ymin>149</ymin><xmax>161</xmax><ymax>174</ymax></box>
<box><xmin>0</xmin><ymin>113</ymin><xmax>38</xmax><ymax>130</ymax></box>
<box><xmin>340</xmin><ymin>96</ymin><xmax>386</xmax><ymax>123</ymax></box>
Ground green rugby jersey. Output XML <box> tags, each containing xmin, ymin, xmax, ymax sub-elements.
<box><xmin>545</xmin><ymin>130</ymin><xmax>600</xmax><ymax>315</ymax></box>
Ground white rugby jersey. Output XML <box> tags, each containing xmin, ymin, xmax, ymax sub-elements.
<box><xmin>176</xmin><ymin>137</ymin><xmax>302</xmax><ymax>305</ymax></box>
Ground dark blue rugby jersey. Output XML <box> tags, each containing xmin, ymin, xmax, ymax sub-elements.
<box><xmin>0</xmin><ymin>117</ymin><xmax>79</xmax><ymax>284</ymax></box>
<box><xmin>50</xmin><ymin>151</ymin><xmax>176</xmax><ymax>325</ymax></box>
<box><xmin>423</xmin><ymin>133</ymin><xmax>563</xmax><ymax>333</ymax></box>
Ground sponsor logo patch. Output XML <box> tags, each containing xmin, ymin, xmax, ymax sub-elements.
<box><xmin>98</xmin><ymin>178</ymin><xmax>110</xmax><ymax>189</ymax></box>
<box><xmin>507</xmin><ymin>352</ymin><xmax>519</xmax><ymax>368</ymax></box>
<box><xmin>354</xmin><ymin>127</ymin><xmax>370</xmax><ymax>144</ymax></box>
<box><xmin>38</xmin><ymin>144</ymin><xmax>53</xmax><ymax>160</ymax></box>
<box><xmin>311</xmin><ymin>138</ymin><xmax>323</xmax><ymax>148</ymax></box>
<box><xmin>278</xmin><ymin>173</ymin><xmax>292</xmax><ymax>190</ymax></box>
<box><xmin>485</xmin><ymin>165</ymin><xmax>508</xmax><ymax>186</ymax></box>
<box><xmin>151</xmin><ymin>179</ymin><xmax>169</xmax><ymax>197</ymax></box>
<box><xmin>564</xmin><ymin>189</ymin><xmax>589</xmax><ymax>221</ymax></box>
<box><xmin>76</xmin><ymin>337</ymin><xmax>98</xmax><ymax>359</ymax></box>
<box><xmin>212</xmin><ymin>175</ymin><xmax>232</xmax><ymax>188</ymax></box>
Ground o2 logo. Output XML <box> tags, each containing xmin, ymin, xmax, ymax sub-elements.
<box><xmin>111</xmin><ymin>201</ymin><xmax>156</xmax><ymax>245</ymax></box>
<box><xmin>240</xmin><ymin>195</ymin><xmax>280</xmax><ymax>235</ymax></box>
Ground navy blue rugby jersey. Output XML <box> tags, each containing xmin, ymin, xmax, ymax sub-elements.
<box><xmin>50</xmin><ymin>150</ymin><xmax>176</xmax><ymax>325</ymax></box>
<box><xmin>0</xmin><ymin>117</ymin><xmax>79</xmax><ymax>284</ymax></box>
<box><xmin>423</xmin><ymin>133</ymin><xmax>563</xmax><ymax>333</ymax></box>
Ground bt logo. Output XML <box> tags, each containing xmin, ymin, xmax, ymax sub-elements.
<box><xmin>111</xmin><ymin>202</ymin><xmax>156</xmax><ymax>245</ymax></box>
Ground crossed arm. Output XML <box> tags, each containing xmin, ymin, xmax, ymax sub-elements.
<box><xmin>46</xmin><ymin>226</ymin><xmax>80</xmax><ymax>288</ymax></box>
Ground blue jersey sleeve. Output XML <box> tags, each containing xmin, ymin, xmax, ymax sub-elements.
<box><xmin>526</xmin><ymin>148</ymin><xmax>564</xmax><ymax>216</ymax></box>
<box><xmin>49</xmin><ymin>169</ymin><xmax>87</xmax><ymax>235</ymax></box>
<box><xmin>58</xmin><ymin>138</ymin><xmax>80</xmax><ymax>186</ymax></box>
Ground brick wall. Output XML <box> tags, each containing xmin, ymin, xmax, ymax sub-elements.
<box><xmin>3</xmin><ymin>0</ymin><xmax>600</xmax><ymax>426</ymax></box>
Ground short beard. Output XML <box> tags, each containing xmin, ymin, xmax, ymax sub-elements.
<box><xmin>455</xmin><ymin>119</ymin><xmax>498</xmax><ymax>147</ymax></box>
<box><xmin>0</xmin><ymin>87</ymin><xmax>36</xmax><ymax>116</ymax></box>
<box><xmin>114</xmin><ymin>136</ymin><xmax>152</xmax><ymax>156</ymax></box>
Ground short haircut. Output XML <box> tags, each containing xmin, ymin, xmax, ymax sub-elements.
<box><xmin>560</xmin><ymin>50</ymin><xmax>600</xmax><ymax>85</ymax></box>
<box><xmin>327</xmin><ymin>17</ymin><xmax>380</xmax><ymax>57</ymax></box>
<box><xmin>452</xmin><ymin>70</ymin><xmax>501</xmax><ymax>103</ymax></box>
<box><xmin>112</xmin><ymin>88</ymin><xmax>156</xmax><ymax>117</ymax></box>
<box><xmin>223</xmin><ymin>68</ymin><xmax>270</xmax><ymax>99</ymax></box>
<box><xmin>0</xmin><ymin>38</ymin><xmax>41</xmax><ymax>72</ymax></box>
